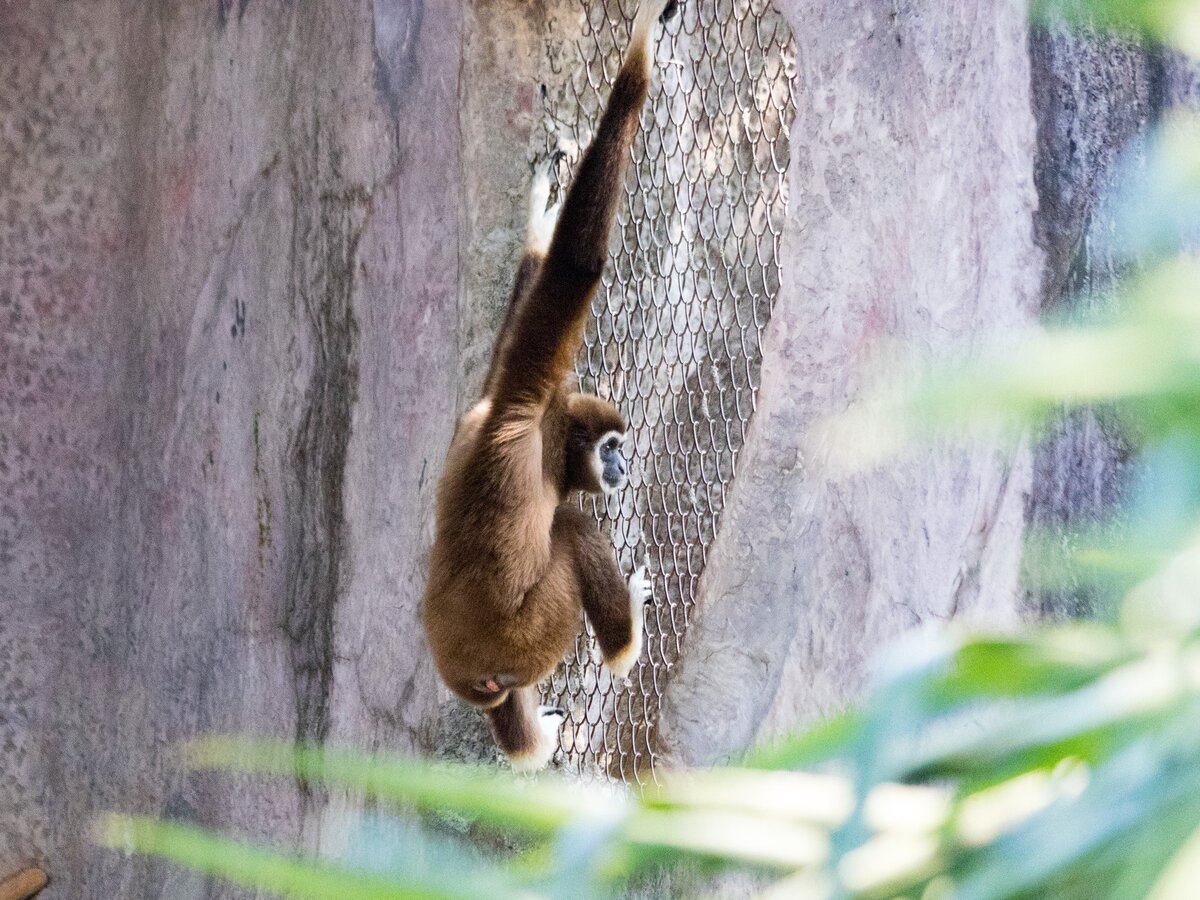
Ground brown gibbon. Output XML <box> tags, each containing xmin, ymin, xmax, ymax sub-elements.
<box><xmin>421</xmin><ymin>0</ymin><xmax>676</xmax><ymax>770</ymax></box>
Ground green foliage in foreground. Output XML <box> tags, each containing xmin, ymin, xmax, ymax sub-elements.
<box><xmin>97</xmin><ymin>622</ymin><xmax>1200</xmax><ymax>899</ymax></box>
<box><xmin>1032</xmin><ymin>0</ymin><xmax>1200</xmax><ymax>57</ymax></box>
<box><xmin>97</xmin><ymin>0</ymin><xmax>1200</xmax><ymax>897</ymax></box>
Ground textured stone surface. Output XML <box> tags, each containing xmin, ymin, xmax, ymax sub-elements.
<box><xmin>655</xmin><ymin>4</ymin><xmax>1200</xmax><ymax>766</ymax></box>
<box><xmin>1027</xmin><ymin>21</ymin><xmax>1199</xmax><ymax>618</ymax></box>
<box><xmin>0</xmin><ymin>1</ymin><xmax>460</xmax><ymax>895</ymax></box>
<box><xmin>656</xmin><ymin>0</ymin><xmax>1042</xmax><ymax>764</ymax></box>
<box><xmin>457</xmin><ymin>0</ymin><xmax>568</xmax><ymax>413</ymax></box>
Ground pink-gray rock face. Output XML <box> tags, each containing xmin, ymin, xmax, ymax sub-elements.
<box><xmin>656</xmin><ymin>0</ymin><xmax>1042</xmax><ymax>764</ymax></box>
<box><xmin>1</xmin><ymin>2</ymin><xmax>459</xmax><ymax>895</ymax></box>
<box><xmin>2</xmin><ymin>0</ymin><xmax>1189</xmax><ymax>894</ymax></box>
<box><xmin>1027</xmin><ymin>24</ymin><xmax>1200</xmax><ymax>619</ymax></box>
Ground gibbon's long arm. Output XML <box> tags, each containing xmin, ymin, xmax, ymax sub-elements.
<box><xmin>481</xmin><ymin>161</ymin><xmax>560</xmax><ymax>399</ymax></box>
<box><xmin>480</xmin><ymin>253</ymin><xmax>542</xmax><ymax>400</ymax></box>
<box><xmin>489</xmin><ymin>6</ymin><xmax>662</xmax><ymax>413</ymax></box>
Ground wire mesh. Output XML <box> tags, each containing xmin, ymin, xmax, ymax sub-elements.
<box><xmin>541</xmin><ymin>0</ymin><xmax>797</xmax><ymax>783</ymax></box>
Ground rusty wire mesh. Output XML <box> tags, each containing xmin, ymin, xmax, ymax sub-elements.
<box><xmin>540</xmin><ymin>0</ymin><xmax>797</xmax><ymax>783</ymax></box>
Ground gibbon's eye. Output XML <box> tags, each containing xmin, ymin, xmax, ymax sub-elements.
<box><xmin>605</xmin><ymin>436</ymin><xmax>621</xmax><ymax>452</ymax></box>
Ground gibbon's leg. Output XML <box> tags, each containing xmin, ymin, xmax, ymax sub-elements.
<box><xmin>485</xmin><ymin>685</ymin><xmax>566</xmax><ymax>772</ymax></box>
<box><xmin>0</xmin><ymin>867</ymin><xmax>48</xmax><ymax>900</ymax></box>
<box><xmin>481</xmin><ymin>159</ymin><xmax>563</xmax><ymax>398</ymax></box>
<box><xmin>490</xmin><ymin>0</ymin><xmax>676</xmax><ymax>410</ymax></box>
<box><xmin>555</xmin><ymin>506</ymin><xmax>649</xmax><ymax>680</ymax></box>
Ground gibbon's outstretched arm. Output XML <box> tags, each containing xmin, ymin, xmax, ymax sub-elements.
<box><xmin>480</xmin><ymin>160</ymin><xmax>560</xmax><ymax>400</ymax></box>
<box><xmin>489</xmin><ymin>2</ymin><xmax>667</xmax><ymax>412</ymax></box>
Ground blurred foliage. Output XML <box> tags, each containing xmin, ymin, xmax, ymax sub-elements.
<box><xmin>96</xmin><ymin>624</ymin><xmax>1200</xmax><ymax>899</ymax></box>
<box><xmin>97</xmin><ymin>0</ymin><xmax>1200</xmax><ymax>897</ymax></box>
<box><xmin>1032</xmin><ymin>0</ymin><xmax>1200</xmax><ymax>57</ymax></box>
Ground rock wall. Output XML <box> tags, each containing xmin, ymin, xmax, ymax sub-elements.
<box><xmin>657</xmin><ymin>0</ymin><xmax>1042</xmax><ymax>763</ymax></box>
<box><xmin>1</xmin><ymin>2</ymin><xmax>460</xmax><ymax>896</ymax></box>
<box><xmin>1027</xmin><ymin>21</ymin><xmax>1199</xmax><ymax>618</ymax></box>
<box><xmin>655</xmin><ymin>2</ymin><xmax>1200</xmax><ymax>764</ymax></box>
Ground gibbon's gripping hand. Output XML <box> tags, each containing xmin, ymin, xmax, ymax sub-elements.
<box><xmin>595</xmin><ymin>563</ymin><xmax>651</xmax><ymax>681</ymax></box>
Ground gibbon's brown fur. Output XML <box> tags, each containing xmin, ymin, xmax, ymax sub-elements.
<box><xmin>0</xmin><ymin>868</ymin><xmax>48</xmax><ymax>900</ymax></box>
<box><xmin>422</xmin><ymin>0</ymin><xmax>674</xmax><ymax>770</ymax></box>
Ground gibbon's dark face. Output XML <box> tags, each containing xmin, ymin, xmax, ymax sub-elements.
<box><xmin>596</xmin><ymin>430</ymin><xmax>627</xmax><ymax>493</ymax></box>
<box><xmin>563</xmin><ymin>395</ymin><xmax>628</xmax><ymax>496</ymax></box>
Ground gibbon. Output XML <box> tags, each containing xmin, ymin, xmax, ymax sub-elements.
<box><xmin>421</xmin><ymin>0</ymin><xmax>676</xmax><ymax>771</ymax></box>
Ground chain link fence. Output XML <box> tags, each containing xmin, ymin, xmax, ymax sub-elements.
<box><xmin>541</xmin><ymin>0</ymin><xmax>796</xmax><ymax>783</ymax></box>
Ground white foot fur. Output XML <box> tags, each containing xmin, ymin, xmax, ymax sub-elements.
<box><xmin>603</xmin><ymin>565</ymin><xmax>650</xmax><ymax>680</ymax></box>
<box><xmin>507</xmin><ymin>706</ymin><xmax>564</xmax><ymax>773</ymax></box>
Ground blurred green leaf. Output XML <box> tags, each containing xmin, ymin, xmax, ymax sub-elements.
<box><xmin>1146</xmin><ymin>821</ymin><xmax>1200</xmax><ymax>899</ymax></box>
<box><xmin>948</xmin><ymin>735</ymin><xmax>1200</xmax><ymax>900</ymax></box>
<box><xmin>897</xmin><ymin>651</ymin><xmax>1192</xmax><ymax>784</ymax></box>
<box><xmin>95</xmin><ymin>816</ymin><xmax>522</xmax><ymax>900</ymax></box>
<box><xmin>188</xmin><ymin>736</ymin><xmax>622</xmax><ymax>835</ymax></box>
<box><xmin>625</xmin><ymin>807</ymin><xmax>829</xmax><ymax>869</ymax></box>
<box><xmin>742</xmin><ymin>711</ymin><xmax>863</xmax><ymax>770</ymax></box>
<box><xmin>919</xmin><ymin>629</ymin><xmax>1131</xmax><ymax>712</ymax></box>
<box><xmin>896</xmin><ymin>260</ymin><xmax>1200</xmax><ymax>439</ymax></box>
<box><xmin>1109</xmin><ymin>114</ymin><xmax>1200</xmax><ymax>260</ymax></box>
<box><xmin>649</xmin><ymin>769</ymin><xmax>852</xmax><ymax>828</ymax></box>
<box><xmin>1032</xmin><ymin>0</ymin><xmax>1200</xmax><ymax>57</ymax></box>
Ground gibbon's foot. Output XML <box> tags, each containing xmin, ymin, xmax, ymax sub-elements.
<box><xmin>601</xmin><ymin>564</ymin><xmax>650</xmax><ymax>680</ymax></box>
<box><xmin>508</xmin><ymin>706</ymin><xmax>565</xmax><ymax>774</ymax></box>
